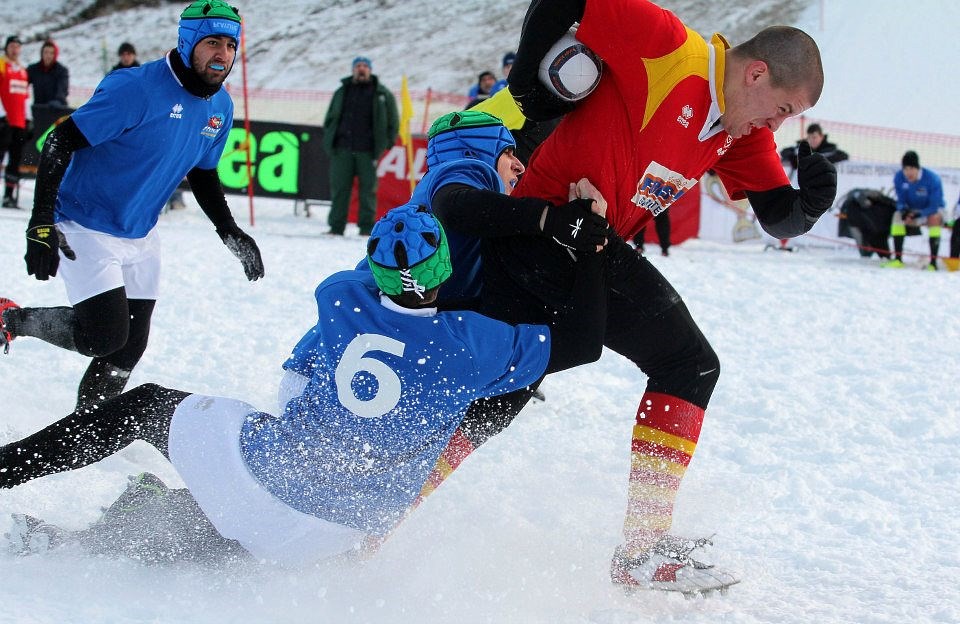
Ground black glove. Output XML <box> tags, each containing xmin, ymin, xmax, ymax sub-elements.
<box><xmin>797</xmin><ymin>140</ymin><xmax>837</xmax><ymax>219</ymax></box>
<box><xmin>902</xmin><ymin>209</ymin><xmax>921</xmax><ymax>222</ymax></box>
<box><xmin>25</xmin><ymin>224</ymin><xmax>76</xmax><ymax>281</ymax></box>
<box><xmin>541</xmin><ymin>198</ymin><xmax>609</xmax><ymax>251</ymax></box>
<box><xmin>216</xmin><ymin>222</ymin><xmax>264</xmax><ymax>281</ymax></box>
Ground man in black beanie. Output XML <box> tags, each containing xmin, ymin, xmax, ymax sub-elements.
<box><xmin>111</xmin><ymin>42</ymin><xmax>140</xmax><ymax>72</ymax></box>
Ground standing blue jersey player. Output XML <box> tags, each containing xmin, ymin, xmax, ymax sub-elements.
<box><xmin>0</xmin><ymin>203</ymin><xmax>606</xmax><ymax>565</ymax></box>
<box><xmin>0</xmin><ymin>0</ymin><xmax>264</xmax><ymax>412</ymax></box>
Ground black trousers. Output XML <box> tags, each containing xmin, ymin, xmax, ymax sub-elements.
<box><xmin>459</xmin><ymin>234</ymin><xmax>719</xmax><ymax>446</ymax></box>
<box><xmin>0</xmin><ymin>123</ymin><xmax>26</xmax><ymax>188</ymax></box>
<box><xmin>0</xmin><ymin>384</ymin><xmax>188</xmax><ymax>489</ymax></box>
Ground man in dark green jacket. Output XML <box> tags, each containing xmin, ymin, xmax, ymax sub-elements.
<box><xmin>322</xmin><ymin>56</ymin><xmax>399</xmax><ymax>236</ymax></box>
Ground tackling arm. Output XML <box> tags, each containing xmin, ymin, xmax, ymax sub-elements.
<box><xmin>508</xmin><ymin>0</ymin><xmax>587</xmax><ymax>121</ymax></box>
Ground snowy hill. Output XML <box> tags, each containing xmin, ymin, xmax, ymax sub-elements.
<box><xmin>3</xmin><ymin>0</ymin><xmax>959</xmax><ymax>134</ymax></box>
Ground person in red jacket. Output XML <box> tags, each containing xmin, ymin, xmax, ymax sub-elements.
<box><xmin>0</xmin><ymin>35</ymin><xmax>30</xmax><ymax>209</ymax></box>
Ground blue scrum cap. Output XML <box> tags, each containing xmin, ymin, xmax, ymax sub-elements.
<box><xmin>177</xmin><ymin>0</ymin><xmax>242</xmax><ymax>67</ymax></box>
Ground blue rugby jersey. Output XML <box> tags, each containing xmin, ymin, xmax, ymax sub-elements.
<box><xmin>248</xmin><ymin>270</ymin><xmax>549</xmax><ymax>534</ymax></box>
<box><xmin>57</xmin><ymin>54</ymin><xmax>233</xmax><ymax>238</ymax></box>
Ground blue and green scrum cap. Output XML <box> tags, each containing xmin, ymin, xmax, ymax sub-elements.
<box><xmin>366</xmin><ymin>204</ymin><xmax>453</xmax><ymax>298</ymax></box>
<box><xmin>177</xmin><ymin>0</ymin><xmax>242</xmax><ymax>67</ymax></box>
<box><xmin>425</xmin><ymin>110</ymin><xmax>516</xmax><ymax>169</ymax></box>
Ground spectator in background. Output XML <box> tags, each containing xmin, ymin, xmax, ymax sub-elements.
<box><xmin>466</xmin><ymin>70</ymin><xmax>497</xmax><ymax>109</ymax></box>
<box><xmin>0</xmin><ymin>35</ymin><xmax>29</xmax><ymax>209</ymax></box>
<box><xmin>494</xmin><ymin>52</ymin><xmax>515</xmax><ymax>93</ymax></box>
<box><xmin>883</xmin><ymin>150</ymin><xmax>945</xmax><ymax>270</ymax></box>
<box><xmin>27</xmin><ymin>39</ymin><xmax>70</xmax><ymax>108</ymax></box>
<box><xmin>111</xmin><ymin>42</ymin><xmax>140</xmax><ymax>72</ymax></box>
<box><xmin>322</xmin><ymin>56</ymin><xmax>399</xmax><ymax>236</ymax></box>
<box><xmin>780</xmin><ymin>123</ymin><xmax>849</xmax><ymax>175</ymax></box>
<box><xmin>467</xmin><ymin>53</ymin><xmax>515</xmax><ymax>101</ymax></box>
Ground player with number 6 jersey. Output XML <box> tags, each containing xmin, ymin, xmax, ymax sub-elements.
<box><xmin>0</xmin><ymin>202</ymin><xmax>607</xmax><ymax>565</ymax></box>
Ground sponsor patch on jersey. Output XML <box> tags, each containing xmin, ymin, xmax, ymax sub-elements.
<box><xmin>631</xmin><ymin>161</ymin><xmax>698</xmax><ymax>216</ymax></box>
<box><xmin>200</xmin><ymin>113</ymin><xmax>226</xmax><ymax>139</ymax></box>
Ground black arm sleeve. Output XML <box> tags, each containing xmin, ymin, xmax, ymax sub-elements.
<box><xmin>507</xmin><ymin>0</ymin><xmax>587</xmax><ymax>120</ymax></box>
<box><xmin>32</xmin><ymin>117</ymin><xmax>89</xmax><ymax>225</ymax></box>
<box><xmin>513</xmin><ymin>0</ymin><xmax>587</xmax><ymax>79</ymax></box>
<box><xmin>432</xmin><ymin>183</ymin><xmax>547</xmax><ymax>238</ymax></box>
<box><xmin>746</xmin><ymin>185</ymin><xmax>819</xmax><ymax>239</ymax></box>
<box><xmin>543</xmin><ymin>250</ymin><xmax>606</xmax><ymax>374</ymax></box>
<box><xmin>186</xmin><ymin>167</ymin><xmax>235</xmax><ymax>232</ymax></box>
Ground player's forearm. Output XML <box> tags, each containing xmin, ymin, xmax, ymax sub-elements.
<box><xmin>32</xmin><ymin>117</ymin><xmax>88</xmax><ymax>224</ymax></box>
<box><xmin>186</xmin><ymin>167</ymin><xmax>235</xmax><ymax>231</ymax></box>
<box><xmin>513</xmin><ymin>0</ymin><xmax>586</xmax><ymax>84</ymax></box>
<box><xmin>432</xmin><ymin>183</ymin><xmax>546</xmax><ymax>238</ymax></box>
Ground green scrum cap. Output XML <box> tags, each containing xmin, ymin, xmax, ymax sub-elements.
<box><xmin>366</xmin><ymin>203</ymin><xmax>452</xmax><ymax>298</ymax></box>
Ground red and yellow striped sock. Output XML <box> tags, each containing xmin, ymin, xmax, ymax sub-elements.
<box><xmin>622</xmin><ymin>391</ymin><xmax>704</xmax><ymax>556</ymax></box>
<box><xmin>411</xmin><ymin>427</ymin><xmax>476</xmax><ymax>509</ymax></box>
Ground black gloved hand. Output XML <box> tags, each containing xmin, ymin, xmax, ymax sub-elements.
<box><xmin>902</xmin><ymin>209</ymin><xmax>921</xmax><ymax>222</ymax></box>
<box><xmin>216</xmin><ymin>222</ymin><xmax>265</xmax><ymax>281</ymax></box>
<box><xmin>540</xmin><ymin>198</ymin><xmax>609</xmax><ymax>252</ymax></box>
<box><xmin>25</xmin><ymin>224</ymin><xmax>76</xmax><ymax>281</ymax></box>
<box><xmin>797</xmin><ymin>140</ymin><xmax>837</xmax><ymax>219</ymax></box>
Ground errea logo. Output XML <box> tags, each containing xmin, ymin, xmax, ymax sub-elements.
<box><xmin>170</xmin><ymin>103</ymin><xmax>184</xmax><ymax>119</ymax></box>
<box><xmin>677</xmin><ymin>105</ymin><xmax>694</xmax><ymax>128</ymax></box>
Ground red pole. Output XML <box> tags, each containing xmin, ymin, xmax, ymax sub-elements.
<box><xmin>420</xmin><ymin>88</ymin><xmax>433</xmax><ymax>135</ymax></box>
<box><xmin>240</xmin><ymin>28</ymin><xmax>255</xmax><ymax>226</ymax></box>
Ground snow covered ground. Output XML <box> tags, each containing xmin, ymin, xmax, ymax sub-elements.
<box><xmin>2</xmin><ymin>193</ymin><xmax>958</xmax><ymax>623</ymax></box>
<box><xmin>2</xmin><ymin>0</ymin><xmax>959</xmax><ymax>622</ymax></box>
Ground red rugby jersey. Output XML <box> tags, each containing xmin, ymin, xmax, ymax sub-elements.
<box><xmin>514</xmin><ymin>0</ymin><xmax>789</xmax><ymax>239</ymax></box>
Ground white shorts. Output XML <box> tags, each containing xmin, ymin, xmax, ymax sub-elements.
<box><xmin>56</xmin><ymin>221</ymin><xmax>161</xmax><ymax>304</ymax></box>
<box><xmin>167</xmin><ymin>394</ymin><xmax>367</xmax><ymax>566</ymax></box>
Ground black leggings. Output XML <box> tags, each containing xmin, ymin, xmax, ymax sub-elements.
<box><xmin>458</xmin><ymin>234</ymin><xmax>719</xmax><ymax>446</ymax></box>
<box><xmin>74</xmin><ymin>288</ymin><xmax>156</xmax><ymax>368</ymax></box>
<box><xmin>0</xmin><ymin>124</ymin><xmax>26</xmax><ymax>186</ymax></box>
<box><xmin>12</xmin><ymin>287</ymin><xmax>155</xmax><ymax>369</ymax></box>
<box><xmin>0</xmin><ymin>384</ymin><xmax>189</xmax><ymax>490</ymax></box>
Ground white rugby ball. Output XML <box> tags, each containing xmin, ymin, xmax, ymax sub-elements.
<box><xmin>538</xmin><ymin>27</ymin><xmax>602</xmax><ymax>102</ymax></box>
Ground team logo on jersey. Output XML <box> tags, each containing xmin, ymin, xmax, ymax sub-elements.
<box><xmin>200</xmin><ymin>113</ymin><xmax>226</xmax><ymax>139</ymax></box>
<box><xmin>716</xmin><ymin>135</ymin><xmax>733</xmax><ymax>157</ymax></box>
<box><xmin>677</xmin><ymin>104</ymin><xmax>694</xmax><ymax>128</ymax></box>
<box><xmin>631</xmin><ymin>161</ymin><xmax>698</xmax><ymax>216</ymax></box>
<box><xmin>169</xmin><ymin>103</ymin><xmax>184</xmax><ymax>119</ymax></box>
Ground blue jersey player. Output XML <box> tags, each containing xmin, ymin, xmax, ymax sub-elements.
<box><xmin>0</xmin><ymin>1</ymin><xmax>264</xmax><ymax>412</ymax></box>
<box><xmin>0</xmin><ymin>202</ymin><xmax>606</xmax><ymax>565</ymax></box>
